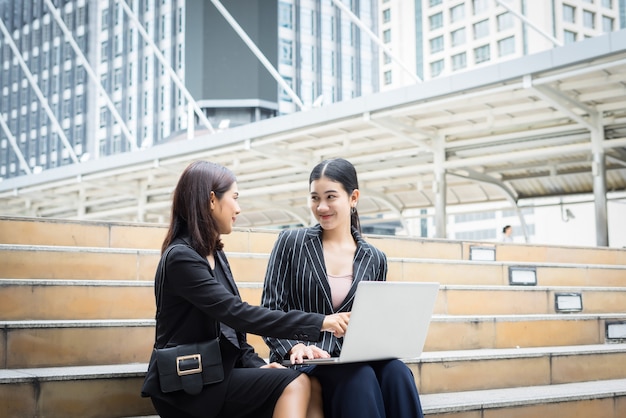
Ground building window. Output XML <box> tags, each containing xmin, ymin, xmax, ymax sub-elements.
<box><xmin>384</xmin><ymin>70</ymin><xmax>392</xmax><ymax>85</ymax></box>
<box><xmin>497</xmin><ymin>12</ymin><xmax>514</xmax><ymax>31</ymax></box>
<box><xmin>383</xmin><ymin>29</ymin><xmax>391</xmax><ymax>43</ymax></box>
<box><xmin>115</xmin><ymin>35</ymin><xmax>122</xmax><ymax>56</ymax></box>
<box><xmin>115</xmin><ymin>3</ymin><xmax>121</xmax><ymax>26</ymax></box>
<box><xmin>382</xmin><ymin>9</ymin><xmax>391</xmax><ymax>23</ymax></box>
<box><xmin>63</xmin><ymin>99</ymin><xmax>71</xmax><ymax>119</ymax></box>
<box><xmin>563</xmin><ymin>5</ymin><xmax>575</xmax><ymax>23</ymax></box>
<box><xmin>602</xmin><ymin>0</ymin><xmax>612</xmax><ymax>7</ymax></box>
<box><xmin>100</xmin><ymin>41</ymin><xmax>108</xmax><ymax>62</ymax></box>
<box><xmin>144</xmin><ymin>57</ymin><xmax>150</xmax><ymax>81</ymax></box>
<box><xmin>451</xmin><ymin>28</ymin><xmax>466</xmax><ymax>47</ymax></box>
<box><xmin>429</xmin><ymin>12</ymin><xmax>443</xmax><ymax>30</ymax></box>
<box><xmin>474</xmin><ymin>44</ymin><xmax>490</xmax><ymax>64</ymax></box>
<box><xmin>114</xmin><ymin>68</ymin><xmax>122</xmax><ymax>90</ymax></box>
<box><xmin>101</xmin><ymin>73</ymin><xmax>108</xmax><ymax>91</ymax></box>
<box><xmin>280</xmin><ymin>76</ymin><xmax>293</xmax><ymax>101</ymax></box>
<box><xmin>451</xmin><ymin>52</ymin><xmax>466</xmax><ymax>70</ymax></box>
<box><xmin>77</xmin><ymin>67</ymin><xmax>85</xmax><ymax>84</ymax></box>
<box><xmin>101</xmin><ymin>8</ymin><xmax>109</xmax><ymax>29</ymax></box>
<box><xmin>430</xmin><ymin>35</ymin><xmax>444</xmax><ymax>53</ymax></box>
<box><xmin>564</xmin><ymin>30</ymin><xmax>577</xmax><ymax>44</ymax></box>
<box><xmin>77</xmin><ymin>6</ymin><xmax>86</xmax><ymax>25</ymax></box>
<box><xmin>112</xmin><ymin>135</ymin><xmax>121</xmax><ymax>154</ymax></box>
<box><xmin>450</xmin><ymin>4</ymin><xmax>465</xmax><ymax>23</ymax></box>
<box><xmin>602</xmin><ymin>16</ymin><xmax>613</xmax><ymax>32</ymax></box>
<box><xmin>279</xmin><ymin>2</ymin><xmax>293</xmax><ymax>29</ymax></box>
<box><xmin>429</xmin><ymin>0</ymin><xmax>442</xmax><ymax>6</ymax></box>
<box><xmin>430</xmin><ymin>59</ymin><xmax>444</xmax><ymax>77</ymax></box>
<box><xmin>473</xmin><ymin>19</ymin><xmax>489</xmax><ymax>39</ymax></box>
<box><xmin>279</xmin><ymin>39</ymin><xmax>293</xmax><ymax>65</ymax></box>
<box><xmin>473</xmin><ymin>0</ymin><xmax>489</xmax><ymax>15</ymax></box>
<box><xmin>498</xmin><ymin>36</ymin><xmax>515</xmax><ymax>56</ymax></box>
<box><xmin>99</xmin><ymin>107</ymin><xmax>107</xmax><ymax>127</ymax></box>
<box><xmin>63</xmin><ymin>70</ymin><xmax>72</xmax><ymax>86</ymax></box>
<box><xmin>76</xmin><ymin>95</ymin><xmax>83</xmax><ymax>114</ymax></box>
<box><xmin>583</xmin><ymin>10</ymin><xmax>595</xmax><ymax>28</ymax></box>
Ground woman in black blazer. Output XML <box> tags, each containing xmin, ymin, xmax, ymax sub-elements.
<box><xmin>262</xmin><ymin>158</ymin><xmax>424</xmax><ymax>418</ymax></box>
<box><xmin>141</xmin><ymin>161</ymin><xmax>349</xmax><ymax>418</ymax></box>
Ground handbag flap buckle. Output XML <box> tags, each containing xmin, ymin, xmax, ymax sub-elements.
<box><xmin>176</xmin><ymin>354</ymin><xmax>202</xmax><ymax>376</ymax></box>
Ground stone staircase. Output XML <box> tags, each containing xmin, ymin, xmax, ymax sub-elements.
<box><xmin>1</xmin><ymin>216</ymin><xmax>625</xmax><ymax>417</ymax></box>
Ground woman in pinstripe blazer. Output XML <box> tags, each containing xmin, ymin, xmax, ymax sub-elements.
<box><xmin>262</xmin><ymin>158</ymin><xmax>424</xmax><ymax>418</ymax></box>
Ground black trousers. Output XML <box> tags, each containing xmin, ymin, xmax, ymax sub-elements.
<box><xmin>304</xmin><ymin>359</ymin><xmax>424</xmax><ymax>418</ymax></box>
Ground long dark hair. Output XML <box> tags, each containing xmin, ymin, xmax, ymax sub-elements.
<box><xmin>309</xmin><ymin>158</ymin><xmax>361</xmax><ymax>233</ymax></box>
<box><xmin>161</xmin><ymin>161</ymin><xmax>236</xmax><ymax>256</ymax></box>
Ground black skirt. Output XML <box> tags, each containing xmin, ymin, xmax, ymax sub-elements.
<box><xmin>150</xmin><ymin>341</ymin><xmax>302</xmax><ymax>418</ymax></box>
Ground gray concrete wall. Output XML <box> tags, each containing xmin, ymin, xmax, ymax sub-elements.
<box><xmin>185</xmin><ymin>0</ymin><xmax>278</xmax><ymax>103</ymax></box>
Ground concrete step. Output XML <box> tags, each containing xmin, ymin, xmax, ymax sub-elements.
<box><xmin>421</xmin><ymin>378</ymin><xmax>626</xmax><ymax>417</ymax></box>
<box><xmin>3</xmin><ymin>314</ymin><xmax>626</xmax><ymax>368</ymax></box>
<box><xmin>0</xmin><ymin>216</ymin><xmax>166</xmax><ymax>250</ymax></box>
<box><xmin>410</xmin><ymin>344</ymin><xmax>626</xmax><ymax>394</ymax></box>
<box><xmin>0</xmin><ymin>280</ymin><xmax>261</xmax><ymax>320</ymax></box>
<box><xmin>0</xmin><ymin>245</ymin><xmax>160</xmax><ymax>281</ymax></box>
<box><xmin>4</xmin><ymin>279</ymin><xmax>626</xmax><ymax>320</ymax></box>
<box><xmin>0</xmin><ymin>280</ymin><xmax>155</xmax><ymax>320</ymax></box>
<box><xmin>3</xmin><ymin>244</ymin><xmax>626</xmax><ymax>287</ymax></box>
<box><xmin>388</xmin><ymin>257</ymin><xmax>626</xmax><ymax>287</ymax></box>
<box><xmin>425</xmin><ymin>313</ymin><xmax>626</xmax><ymax>352</ymax></box>
<box><xmin>3</xmin><ymin>216</ymin><xmax>626</xmax><ymax>265</ymax></box>
<box><xmin>0</xmin><ymin>320</ymin><xmax>154</xmax><ymax>368</ymax></box>
<box><xmin>0</xmin><ymin>363</ymin><xmax>155</xmax><ymax>418</ymax></box>
<box><xmin>436</xmin><ymin>284</ymin><xmax>626</xmax><ymax>315</ymax></box>
<box><xmin>2</xmin><ymin>361</ymin><xmax>624</xmax><ymax>418</ymax></box>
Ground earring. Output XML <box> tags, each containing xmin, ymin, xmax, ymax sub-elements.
<box><xmin>351</xmin><ymin>206</ymin><xmax>356</xmax><ymax>214</ymax></box>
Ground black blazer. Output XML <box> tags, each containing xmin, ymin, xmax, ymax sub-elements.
<box><xmin>141</xmin><ymin>235</ymin><xmax>325</xmax><ymax>411</ymax></box>
<box><xmin>261</xmin><ymin>225</ymin><xmax>387</xmax><ymax>363</ymax></box>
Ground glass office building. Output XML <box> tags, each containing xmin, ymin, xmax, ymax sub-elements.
<box><xmin>0</xmin><ymin>0</ymin><xmax>379</xmax><ymax>180</ymax></box>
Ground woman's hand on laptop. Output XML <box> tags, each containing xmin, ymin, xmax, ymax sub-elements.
<box><xmin>288</xmin><ymin>343</ymin><xmax>331</xmax><ymax>365</ymax></box>
<box><xmin>321</xmin><ymin>312</ymin><xmax>350</xmax><ymax>337</ymax></box>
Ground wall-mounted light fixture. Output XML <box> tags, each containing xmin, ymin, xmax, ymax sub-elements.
<box><xmin>508</xmin><ymin>266</ymin><xmax>537</xmax><ymax>286</ymax></box>
<box><xmin>606</xmin><ymin>321</ymin><xmax>626</xmax><ymax>342</ymax></box>
<box><xmin>555</xmin><ymin>292</ymin><xmax>583</xmax><ymax>313</ymax></box>
<box><xmin>470</xmin><ymin>245</ymin><xmax>496</xmax><ymax>261</ymax></box>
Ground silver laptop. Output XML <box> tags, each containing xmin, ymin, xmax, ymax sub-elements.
<box><xmin>283</xmin><ymin>281</ymin><xmax>439</xmax><ymax>366</ymax></box>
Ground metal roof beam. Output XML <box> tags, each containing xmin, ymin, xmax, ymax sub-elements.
<box><xmin>0</xmin><ymin>112</ymin><xmax>31</xmax><ymax>175</ymax></box>
<box><xmin>0</xmin><ymin>17</ymin><xmax>78</xmax><ymax>165</ymax></box>
<box><xmin>210</xmin><ymin>0</ymin><xmax>305</xmax><ymax>109</ymax></box>
<box><xmin>119</xmin><ymin>0</ymin><xmax>215</xmax><ymax>134</ymax></box>
<box><xmin>330</xmin><ymin>0</ymin><xmax>422</xmax><ymax>83</ymax></box>
<box><xmin>494</xmin><ymin>0</ymin><xmax>563</xmax><ymax>47</ymax></box>
<box><xmin>43</xmin><ymin>0</ymin><xmax>137</xmax><ymax>152</ymax></box>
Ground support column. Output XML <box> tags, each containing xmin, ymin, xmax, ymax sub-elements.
<box><xmin>591</xmin><ymin>116</ymin><xmax>608</xmax><ymax>246</ymax></box>
<box><xmin>433</xmin><ymin>138</ymin><xmax>447</xmax><ymax>238</ymax></box>
<box><xmin>137</xmin><ymin>179</ymin><xmax>148</xmax><ymax>222</ymax></box>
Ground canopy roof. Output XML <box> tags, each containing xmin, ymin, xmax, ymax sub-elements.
<box><xmin>1</xmin><ymin>31</ymin><xmax>625</xmax><ymax>231</ymax></box>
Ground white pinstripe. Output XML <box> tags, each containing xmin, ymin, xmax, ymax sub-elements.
<box><xmin>261</xmin><ymin>224</ymin><xmax>387</xmax><ymax>363</ymax></box>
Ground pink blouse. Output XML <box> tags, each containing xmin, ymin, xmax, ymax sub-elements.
<box><xmin>328</xmin><ymin>273</ymin><xmax>353</xmax><ymax>310</ymax></box>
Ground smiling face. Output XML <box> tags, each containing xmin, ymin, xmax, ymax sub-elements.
<box><xmin>309</xmin><ymin>176</ymin><xmax>359</xmax><ymax>232</ymax></box>
<box><xmin>210</xmin><ymin>182</ymin><xmax>241</xmax><ymax>235</ymax></box>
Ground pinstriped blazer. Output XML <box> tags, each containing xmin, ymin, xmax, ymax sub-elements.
<box><xmin>261</xmin><ymin>224</ymin><xmax>387</xmax><ymax>363</ymax></box>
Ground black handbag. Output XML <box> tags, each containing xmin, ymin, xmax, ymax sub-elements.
<box><xmin>154</xmin><ymin>244</ymin><xmax>224</xmax><ymax>395</ymax></box>
<box><xmin>155</xmin><ymin>339</ymin><xmax>223</xmax><ymax>395</ymax></box>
